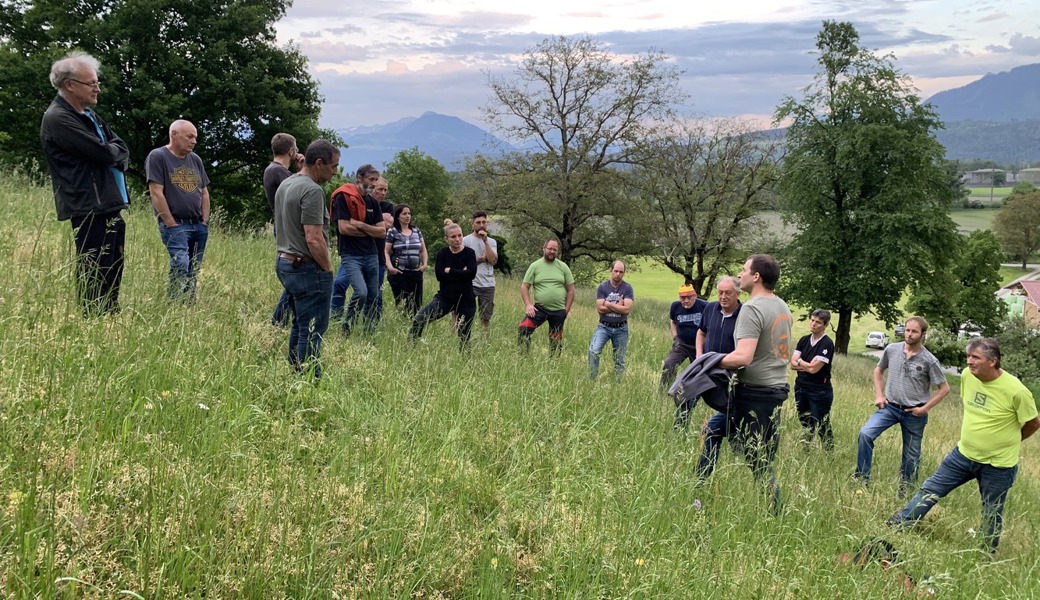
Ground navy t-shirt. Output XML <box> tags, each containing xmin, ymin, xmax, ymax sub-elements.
<box><xmin>795</xmin><ymin>333</ymin><xmax>835</xmax><ymax>387</ymax></box>
<box><xmin>698</xmin><ymin>301</ymin><xmax>742</xmax><ymax>354</ymax></box>
<box><xmin>670</xmin><ymin>298</ymin><xmax>708</xmax><ymax>344</ymax></box>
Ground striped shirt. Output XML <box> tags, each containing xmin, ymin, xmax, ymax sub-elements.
<box><xmin>386</xmin><ymin>226</ymin><xmax>424</xmax><ymax>271</ymax></box>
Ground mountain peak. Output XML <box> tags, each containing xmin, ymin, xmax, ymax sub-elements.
<box><xmin>928</xmin><ymin>63</ymin><xmax>1040</xmax><ymax>122</ymax></box>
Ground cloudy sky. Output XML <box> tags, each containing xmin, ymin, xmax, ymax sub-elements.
<box><xmin>274</xmin><ymin>0</ymin><xmax>1040</xmax><ymax>131</ymax></box>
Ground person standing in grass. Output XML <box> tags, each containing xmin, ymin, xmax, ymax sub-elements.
<box><xmin>273</xmin><ymin>140</ymin><xmax>339</xmax><ymax>379</ymax></box>
<box><xmin>790</xmin><ymin>308</ymin><xmax>836</xmax><ymax>450</ymax></box>
<box><xmin>462</xmin><ymin>211</ymin><xmax>498</xmax><ymax>330</ymax></box>
<box><xmin>854</xmin><ymin>316</ymin><xmax>950</xmax><ymax>498</ymax></box>
<box><xmin>370</xmin><ymin>177</ymin><xmax>394</xmax><ymax>322</ymax></box>
<box><xmin>40</xmin><ymin>52</ymin><xmax>130</xmax><ymax>316</ymax></box>
<box><xmin>146</xmin><ymin>119</ymin><xmax>211</xmax><ymax>303</ymax></box>
<box><xmin>888</xmin><ymin>338</ymin><xmax>1039</xmax><ymax>553</ymax></box>
<box><xmin>690</xmin><ymin>276</ymin><xmax>742</xmax><ymax>479</ymax></box>
<box><xmin>659</xmin><ymin>283</ymin><xmax>708</xmax><ymax>390</ymax></box>
<box><xmin>718</xmin><ymin>254</ymin><xmax>793</xmax><ymax>513</ymax></box>
<box><xmin>330</xmin><ymin>164</ymin><xmax>385</xmax><ymax>333</ymax></box>
<box><xmin>518</xmin><ymin>239</ymin><xmax>575</xmax><ymax>357</ymax></box>
<box><xmin>409</xmin><ymin>220</ymin><xmax>477</xmax><ymax>348</ymax></box>
<box><xmin>588</xmin><ymin>261</ymin><xmax>634</xmax><ymax>379</ymax></box>
<box><xmin>264</xmin><ymin>132</ymin><xmax>303</xmax><ymax>326</ymax></box>
<box><xmin>384</xmin><ymin>204</ymin><xmax>428</xmax><ymax>315</ymax></box>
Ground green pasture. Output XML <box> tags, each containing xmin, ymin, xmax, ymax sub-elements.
<box><xmin>967</xmin><ymin>186</ymin><xmax>1013</xmax><ymax>198</ymax></box>
<box><xmin>3</xmin><ymin>170</ymin><xmax>1040</xmax><ymax>597</ymax></box>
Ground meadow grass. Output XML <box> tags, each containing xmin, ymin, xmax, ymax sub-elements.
<box><xmin>2</xmin><ymin>171</ymin><xmax>1040</xmax><ymax>598</ymax></box>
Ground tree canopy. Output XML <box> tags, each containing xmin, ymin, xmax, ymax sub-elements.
<box><xmin>468</xmin><ymin>35</ymin><xmax>684</xmax><ymax>266</ymax></box>
<box><xmin>382</xmin><ymin>147</ymin><xmax>452</xmax><ymax>232</ymax></box>
<box><xmin>774</xmin><ymin>20</ymin><xmax>960</xmax><ymax>353</ymax></box>
<box><xmin>633</xmin><ymin>119</ymin><xmax>781</xmax><ymax>294</ymax></box>
<box><xmin>0</xmin><ymin>0</ymin><xmax>325</xmax><ymax>226</ymax></box>
<box><xmin>993</xmin><ymin>190</ymin><xmax>1040</xmax><ymax>269</ymax></box>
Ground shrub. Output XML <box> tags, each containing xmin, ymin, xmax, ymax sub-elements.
<box><xmin>925</xmin><ymin>328</ymin><xmax>967</xmax><ymax>368</ymax></box>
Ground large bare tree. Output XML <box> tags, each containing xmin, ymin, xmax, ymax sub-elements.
<box><xmin>470</xmin><ymin>35</ymin><xmax>684</xmax><ymax>265</ymax></box>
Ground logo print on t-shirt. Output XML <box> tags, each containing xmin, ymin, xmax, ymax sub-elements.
<box><xmin>170</xmin><ymin>166</ymin><xmax>201</xmax><ymax>194</ymax></box>
<box><xmin>971</xmin><ymin>391</ymin><xmax>988</xmax><ymax>409</ymax></box>
<box><xmin>771</xmin><ymin>314</ymin><xmax>792</xmax><ymax>360</ymax></box>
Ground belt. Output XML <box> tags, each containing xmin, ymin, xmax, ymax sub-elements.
<box><xmin>601</xmin><ymin>321</ymin><xmax>628</xmax><ymax>328</ymax></box>
<box><xmin>278</xmin><ymin>252</ymin><xmax>313</xmax><ymax>263</ymax></box>
<box><xmin>169</xmin><ymin>216</ymin><xmax>204</xmax><ymax>225</ymax></box>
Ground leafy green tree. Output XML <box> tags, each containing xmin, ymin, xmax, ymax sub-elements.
<box><xmin>633</xmin><ymin>119</ymin><xmax>781</xmax><ymax>293</ymax></box>
<box><xmin>907</xmin><ymin>230</ymin><xmax>1007</xmax><ymax>333</ymax></box>
<box><xmin>469</xmin><ymin>35</ymin><xmax>684</xmax><ymax>265</ymax></box>
<box><xmin>0</xmin><ymin>0</ymin><xmax>324</xmax><ymax>226</ymax></box>
<box><xmin>775</xmin><ymin>21</ymin><xmax>960</xmax><ymax>353</ymax></box>
<box><xmin>382</xmin><ymin>147</ymin><xmax>452</xmax><ymax>231</ymax></box>
<box><xmin>990</xmin><ymin>170</ymin><xmax>1007</xmax><ymax>201</ymax></box>
<box><xmin>993</xmin><ymin>190</ymin><xmax>1040</xmax><ymax>268</ymax></box>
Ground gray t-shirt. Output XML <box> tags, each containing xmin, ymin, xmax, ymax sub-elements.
<box><xmin>596</xmin><ymin>279</ymin><xmax>634</xmax><ymax>325</ymax></box>
<box><xmin>145</xmin><ymin>147</ymin><xmax>209</xmax><ymax>221</ymax></box>
<box><xmin>463</xmin><ymin>233</ymin><xmax>497</xmax><ymax>288</ymax></box>
<box><xmin>274</xmin><ymin>174</ymin><xmax>329</xmax><ymax>257</ymax></box>
<box><xmin>877</xmin><ymin>343</ymin><xmax>946</xmax><ymax>408</ymax></box>
<box><xmin>733</xmin><ymin>294</ymin><xmax>793</xmax><ymax>387</ymax></box>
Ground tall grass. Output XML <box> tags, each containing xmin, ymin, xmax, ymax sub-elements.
<box><xmin>1</xmin><ymin>171</ymin><xmax>1039</xmax><ymax>598</ymax></box>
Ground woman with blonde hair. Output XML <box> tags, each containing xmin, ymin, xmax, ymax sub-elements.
<box><xmin>408</xmin><ymin>219</ymin><xmax>477</xmax><ymax>348</ymax></box>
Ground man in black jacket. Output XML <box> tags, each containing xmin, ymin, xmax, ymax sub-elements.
<box><xmin>40</xmin><ymin>52</ymin><xmax>130</xmax><ymax>315</ymax></box>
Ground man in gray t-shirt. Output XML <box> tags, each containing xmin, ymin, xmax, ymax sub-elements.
<box><xmin>462</xmin><ymin>211</ymin><xmax>498</xmax><ymax>329</ymax></box>
<box><xmin>719</xmin><ymin>254</ymin><xmax>793</xmax><ymax>513</ymax></box>
<box><xmin>855</xmin><ymin>316</ymin><xmax>950</xmax><ymax>496</ymax></box>
<box><xmin>273</xmin><ymin>140</ymin><xmax>338</xmax><ymax>379</ymax></box>
<box><xmin>146</xmin><ymin>119</ymin><xmax>210</xmax><ymax>302</ymax></box>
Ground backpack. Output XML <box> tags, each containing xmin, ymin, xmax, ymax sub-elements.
<box><xmin>331</xmin><ymin>183</ymin><xmax>366</xmax><ymax>222</ymax></box>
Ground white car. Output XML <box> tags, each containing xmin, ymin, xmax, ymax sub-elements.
<box><xmin>865</xmin><ymin>331</ymin><xmax>889</xmax><ymax>349</ymax></box>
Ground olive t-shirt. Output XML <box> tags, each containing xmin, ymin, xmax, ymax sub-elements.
<box><xmin>733</xmin><ymin>295</ymin><xmax>793</xmax><ymax>387</ymax></box>
<box><xmin>274</xmin><ymin>174</ymin><xmax>329</xmax><ymax>258</ymax></box>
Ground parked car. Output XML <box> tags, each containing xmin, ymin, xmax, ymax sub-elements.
<box><xmin>865</xmin><ymin>331</ymin><xmax>889</xmax><ymax>349</ymax></box>
<box><xmin>894</xmin><ymin>323</ymin><xmax>905</xmax><ymax>338</ymax></box>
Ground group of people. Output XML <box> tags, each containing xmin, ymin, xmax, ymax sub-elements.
<box><xmin>41</xmin><ymin>52</ymin><xmax>212</xmax><ymax>313</ymax></box>
<box><xmin>662</xmin><ymin>259</ymin><xmax>1038</xmax><ymax>553</ymax></box>
<box><xmin>41</xmin><ymin>51</ymin><xmax>1039</xmax><ymax>556</ymax></box>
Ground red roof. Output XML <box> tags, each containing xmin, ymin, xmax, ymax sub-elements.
<box><xmin>1020</xmin><ymin>281</ymin><xmax>1040</xmax><ymax>307</ymax></box>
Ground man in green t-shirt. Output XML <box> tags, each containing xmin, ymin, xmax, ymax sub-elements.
<box><xmin>888</xmin><ymin>338</ymin><xmax>1040</xmax><ymax>553</ymax></box>
<box><xmin>518</xmin><ymin>239</ymin><xmax>575</xmax><ymax>356</ymax></box>
<box><xmin>719</xmin><ymin>254</ymin><xmax>793</xmax><ymax>513</ymax></box>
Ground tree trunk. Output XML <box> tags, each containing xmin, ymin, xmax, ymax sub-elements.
<box><xmin>834</xmin><ymin>308</ymin><xmax>853</xmax><ymax>355</ymax></box>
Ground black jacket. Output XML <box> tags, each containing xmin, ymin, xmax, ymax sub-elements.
<box><xmin>667</xmin><ymin>351</ymin><xmax>734</xmax><ymax>413</ymax></box>
<box><xmin>40</xmin><ymin>95</ymin><xmax>129</xmax><ymax>221</ymax></box>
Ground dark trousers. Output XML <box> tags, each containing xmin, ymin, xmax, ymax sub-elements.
<box><xmin>795</xmin><ymin>381</ymin><xmax>834</xmax><ymax>450</ymax></box>
<box><xmin>518</xmin><ymin>304</ymin><xmax>567</xmax><ymax>356</ymax></box>
<box><xmin>728</xmin><ymin>383</ymin><xmax>788</xmax><ymax>513</ymax></box>
<box><xmin>71</xmin><ymin>211</ymin><xmax>125</xmax><ymax>315</ymax></box>
<box><xmin>388</xmin><ymin>270</ymin><xmax>424</xmax><ymax>316</ymax></box>
<box><xmin>409</xmin><ymin>293</ymin><xmax>475</xmax><ymax>349</ymax></box>
<box><xmin>660</xmin><ymin>338</ymin><xmax>698</xmax><ymax>390</ymax></box>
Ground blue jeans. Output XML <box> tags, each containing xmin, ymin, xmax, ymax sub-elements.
<box><xmin>588</xmin><ymin>323</ymin><xmax>629</xmax><ymax>379</ymax></box>
<box><xmin>856</xmin><ymin>403</ymin><xmax>929</xmax><ymax>493</ymax></box>
<box><xmin>276</xmin><ymin>258</ymin><xmax>332</xmax><ymax>379</ymax></box>
<box><xmin>158</xmin><ymin>221</ymin><xmax>208</xmax><ymax>302</ymax></box>
<box><xmin>695</xmin><ymin>411</ymin><xmax>729</xmax><ymax>479</ymax></box>
<box><xmin>332</xmin><ymin>253</ymin><xmax>379</xmax><ymax>333</ymax></box>
<box><xmin>795</xmin><ymin>382</ymin><xmax>834</xmax><ymax>450</ymax></box>
<box><xmin>889</xmin><ymin>446</ymin><xmax>1018</xmax><ymax>552</ymax></box>
<box><xmin>271</xmin><ymin>289</ymin><xmax>292</xmax><ymax>326</ymax></box>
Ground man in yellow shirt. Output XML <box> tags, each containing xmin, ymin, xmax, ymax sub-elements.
<box><xmin>887</xmin><ymin>338</ymin><xmax>1040</xmax><ymax>553</ymax></box>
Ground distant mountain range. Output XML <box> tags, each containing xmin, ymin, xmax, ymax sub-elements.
<box><xmin>335</xmin><ymin>112</ymin><xmax>514</xmax><ymax>172</ymax></box>
<box><xmin>336</xmin><ymin>64</ymin><xmax>1040</xmax><ymax>172</ymax></box>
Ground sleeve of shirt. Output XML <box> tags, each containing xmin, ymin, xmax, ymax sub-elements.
<box><xmin>877</xmin><ymin>346</ymin><xmax>890</xmax><ymax>370</ymax></box>
<box><xmin>523</xmin><ymin>262</ymin><xmax>537</xmax><ymax>284</ymax></box>
<box><xmin>816</xmin><ymin>337</ymin><xmax>834</xmax><ymax>363</ymax></box>
<box><xmin>733</xmin><ymin>304</ymin><xmax>764</xmax><ymax>340</ymax></box>
<box><xmin>330</xmin><ymin>193</ymin><xmax>347</xmax><ymax>222</ymax></box>
<box><xmin>697</xmin><ymin>303</ymin><xmax>710</xmax><ymax>332</ymax></box>
<box><xmin>624</xmin><ymin>282</ymin><xmax>634</xmax><ymax>300</ymax></box>
<box><xmin>1014</xmin><ymin>388</ymin><xmax>1039</xmax><ymax>423</ymax></box>
<box><xmin>596</xmin><ymin>283</ymin><xmax>608</xmax><ymax>300</ymax></box>
<box><xmin>563</xmin><ymin>263</ymin><xmax>574</xmax><ymax>285</ymax></box>
<box><xmin>144</xmin><ymin>150</ymin><xmax>165</xmax><ymax>184</ymax></box>
<box><xmin>927</xmin><ymin>359</ymin><xmax>946</xmax><ymax>386</ymax></box>
<box><xmin>195</xmin><ymin>156</ymin><xmax>211</xmax><ymax>188</ymax></box>
<box><xmin>299</xmin><ymin>187</ymin><xmax>327</xmax><ymax>226</ymax></box>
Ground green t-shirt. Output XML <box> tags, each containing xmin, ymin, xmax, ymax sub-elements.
<box><xmin>957</xmin><ymin>368</ymin><xmax>1038</xmax><ymax>468</ymax></box>
<box><xmin>733</xmin><ymin>295</ymin><xmax>793</xmax><ymax>387</ymax></box>
<box><xmin>274</xmin><ymin>174</ymin><xmax>329</xmax><ymax>257</ymax></box>
<box><xmin>522</xmin><ymin>258</ymin><xmax>574</xmax><ymax>312</ymax></box>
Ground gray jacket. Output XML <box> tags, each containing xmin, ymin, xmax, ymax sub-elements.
<box><xmin>667</xmin><ymin>351</ymin><xmax>734</xmax><ymax>412</ymax></box>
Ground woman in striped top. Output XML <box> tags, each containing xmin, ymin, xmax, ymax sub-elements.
<box><xmin>384</xmin><ymin>204</ymin><xmax>428</xmax><ymax>315</ymax></box>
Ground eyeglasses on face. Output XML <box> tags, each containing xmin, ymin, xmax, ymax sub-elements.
<box><xmin>70</xmin><ymin>78</ymin><xmax>101</xmax><ymax>89</ymax></box>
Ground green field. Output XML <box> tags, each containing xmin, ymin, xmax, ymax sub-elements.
<box><xmin>3</xmin><ymin>171</ymin><xmax>1039</xmax><ymax>597</ymax></box>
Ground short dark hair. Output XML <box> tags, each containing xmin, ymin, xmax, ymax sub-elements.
<box><xmin>748</xmin><ymin>254</ymin><xmax>780</xmax><ymax>290</ymax></box>
<box><xmin>271</xmin><ymin>133</ymin><xmax>296</xmax><ymax>156</ymax></box>
<box><xmin>810</xmin><ymin>308</ymin><xmax>831</xmax><ymax>325</ymax></box>
<box><xmin>356</xmin><ymin>164</ymin><xmax>379</xmax><ymax>181</ymax></box>
<box><xmin>906</xmin><ymin>315</ymin><xmax>929</xmax><ymax>334</ymax></box>
<box><xmin>472</xmin><ymin>210</ymin><xmax>488</xmax><ymax>220</ymax></box>
<box><xmin>304</xmin><ymin>140</ymin><xmax>338</xmax><ymax>166</ymax></box>
<box><xmin>967</xmin><ymin>337</ymin><xmax>1001</xmax><ymax>368</ymax></box>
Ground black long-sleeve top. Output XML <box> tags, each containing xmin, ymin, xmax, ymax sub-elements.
<box><xmin>435</xmin><ymin>246</ymin><xmax>477</xmax><ymax>305</ymax></box>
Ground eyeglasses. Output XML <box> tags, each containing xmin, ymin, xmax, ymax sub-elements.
<box><xmin>70</xmin><ymin>78</ymin><xmax>101</xmax><ymax>89</ymax></box>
